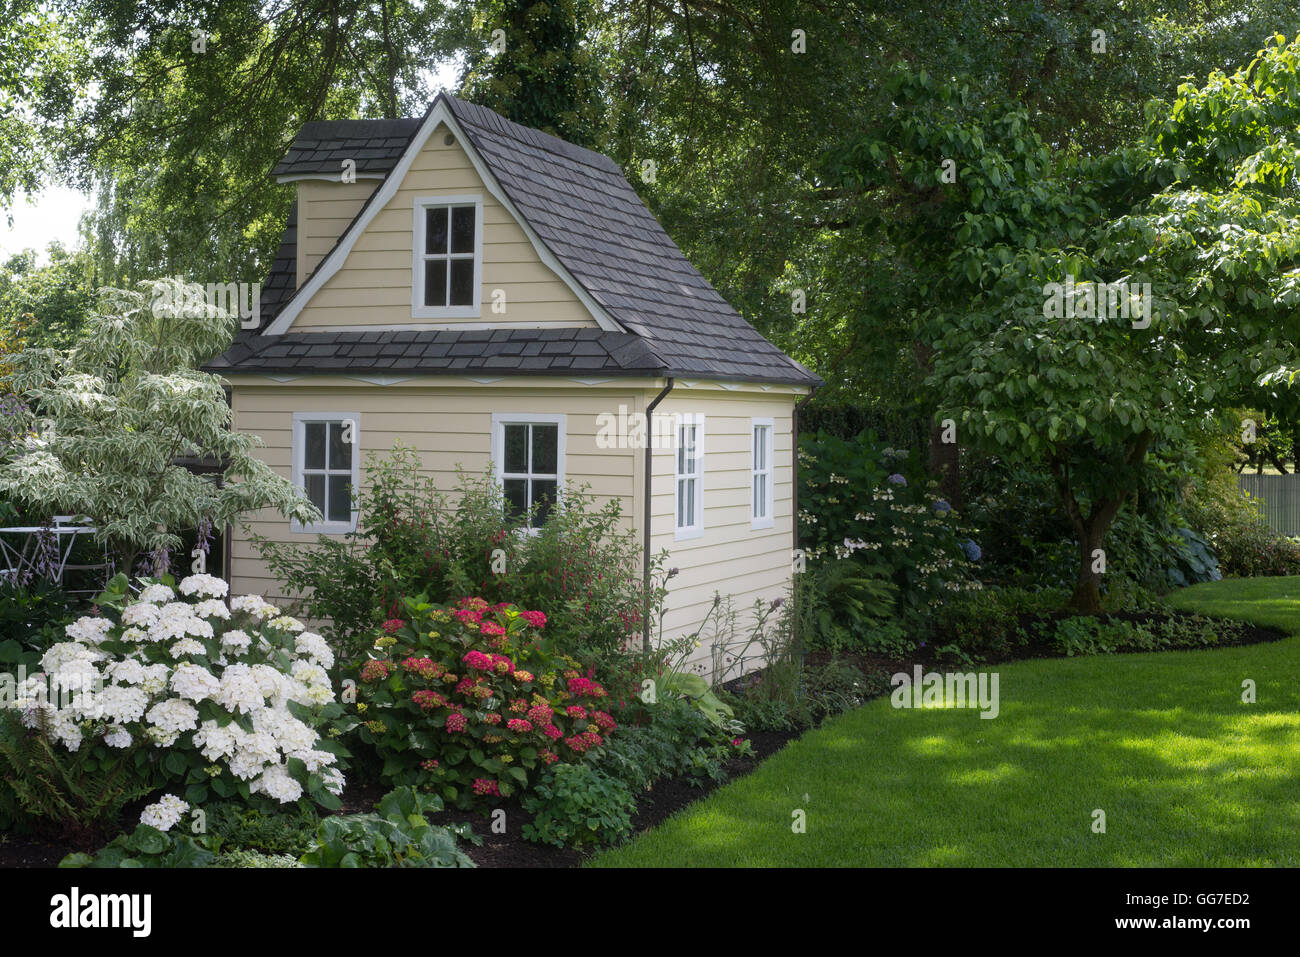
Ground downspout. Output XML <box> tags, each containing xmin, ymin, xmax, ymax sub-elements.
<box><xmin>642</xmin><ymin>377</ymin><xmax>675</xmax><ymax>651</ymax></box>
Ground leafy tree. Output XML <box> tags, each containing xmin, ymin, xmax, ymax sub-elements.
<box><xmin>0</xmin><ymin>245</ymin><xmax>98</xmax><ymax>350</ymax></box>
<box><xmin>459</xmin><ymin>0</ymin><xmax>603</xmax><ymax>147</ymax></box>
<box><xmin>926</xmin><ymin>34</ymin><xmax>1300</xmax><ymax>612</ymax></box>
<box><xmin>0</xmin><ymin>277</ymin><xmax>318</xmax><ymax>573</ymax></box>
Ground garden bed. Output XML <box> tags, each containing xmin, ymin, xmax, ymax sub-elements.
<box><xmin>0</xmin><ymin>730</ymin><xmax>802</xmax><ymax>869</ymax></box>
<box><xmin>805</xmin><ymin>608</ymin><xmax>1289</xmax><ymax>680</ymax></box>
<box><xmin>419</xmin><ymin>728</ymin><xmax>800</xmax><ymax>868</ymax></box>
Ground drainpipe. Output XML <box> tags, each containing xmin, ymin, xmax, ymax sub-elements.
<box><xmin>642</xmin><ymin>377</ymin><xmax>674</xmax><ymax>651</ymax></box>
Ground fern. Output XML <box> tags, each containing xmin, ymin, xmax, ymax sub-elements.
<box><xmin>0</xmin><ymin>711</ymin><xmax>157</xmax><ymax>842</ymax></box>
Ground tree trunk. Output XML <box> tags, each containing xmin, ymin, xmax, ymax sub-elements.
<box><xmin>1069</xmin><ymin>520</ymin><xmax>1106</xmax><ymax>615</ymax></box>
<box><xmin>928</xmin><ymin>417</ymin><xmax>961</xmax><ymax>507</ymax></box>
<box><xmin>1051</xmin><ymin>431</ymin><xmax>1153</xmax><ymax>616</ymax></box>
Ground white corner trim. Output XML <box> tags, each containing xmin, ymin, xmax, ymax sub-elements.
<box><xmin>263</xmin><ymin>99</ymin><xmax>625</xmax><ymax>336</ymax></box>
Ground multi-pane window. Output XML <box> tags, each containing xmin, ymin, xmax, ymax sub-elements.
<box><xmin>675</xmin><ymin>415</ymin><xmax>704</xmax><ymax>537</ymax></box>
<box><xmin>751</xmin><ymin>419</ymin><xmax>774</xmax><ymax>529</ymax></box>
<box><xmin>292</xmin><ymin>414</ymin><xmax>358</xmax><ymax>532</ymax></box>
<box><xmin>494</xmin><ymin>415</ymin><xmax>563</xmax><ymax>531</ymax></box>
<box><xmin>413</xmin><ymin>196</ymin><xmax>481</xmax><ymax>316</ymax></box>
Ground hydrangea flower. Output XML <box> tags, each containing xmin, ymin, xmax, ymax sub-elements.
<box><xmin>179</xmin><ymin>574</ymin><xmax>229</xmax><ymax>599</ymax></box>
<box><xmin>140</xmin><ymin>794</ymin><xmax>189</xmax><ymax>832</ymax></box>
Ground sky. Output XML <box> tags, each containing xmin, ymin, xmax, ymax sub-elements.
<box><xmin>0</xmin><ymin>184</ymin><xmax>90</xmax><ymax>263</ymax></box>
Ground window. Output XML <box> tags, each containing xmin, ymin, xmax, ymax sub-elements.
<box><xmin>751</xmin><ymin>418</ymin><xmax>774</xmax><ymax>529</ymax></box>
<box><xmin>674</xmin><ymin>414</ymin><xmax>705</xmax><ymax>539</ymax></box>
<box><xmin>292</xmin><ymin>413</ymin><xmax>360</xmax><ymax>533</ymax></box>
<box><xmin>412</xmin><ymin>195</ymin><xmax>482</xmax><ymax>318</ymax></box>
<box><xmin>491</xmin><ymin>413</ymin><xmax>565</xmax><ymax>531</ymax></box>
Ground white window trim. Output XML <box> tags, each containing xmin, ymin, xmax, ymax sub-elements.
<box><xmin>491</xmin><ymin>412</ymin><xmax>566</xmax><ymax>534</ymax></box>
<box><xmin>673</xmin><ymin>414</ymin><xmax>706</xmax><ymax>541</ymax></box>
<box><xmin>751</xmin><ymin>417</ymin><xmax>775</xmax><ymax>530</ymax></box>
<box><xmin>291</xmin><ymin>412</ymin><xmax>361</xmax><ymax>534</ymax></box>
<box><xmin>411</xmin><ymin>194</ymin><xmax>483</xmax><ymax>319</ymax></box>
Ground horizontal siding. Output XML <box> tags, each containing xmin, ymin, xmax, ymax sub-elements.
<box><xmin>642</xmin><ymin>388</ymin><xmax>797</xmax><ymax>669</ymax></box>
<box><xmin>229</xmin><ymin>384</ymin><xmax>638</xmax><ymax>606</ymax></box>
<box><xmin>296</xmin><ymin>181</ymin><xmax>378</xmax><ymax>286</ymax></box>
<box><xmin>288</xmin><ymin>119</ymin><xmax>597</xmax><ymax>331</ymax></box>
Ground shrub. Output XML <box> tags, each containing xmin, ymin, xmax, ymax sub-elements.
<box><xmin>60</xmin><ymin>820</ymin><xmax>217</xmax><ymax>868</ymax></box>
<box><xmin>798</xmin><ymin>558</ymin><xmax>897</xmax><ymax>654</ymax></box>
<box><xmin>204</xmin><ymin>802</ymin><xmax>321</xmax><ymax>857</ymax></box>
<box><xmin>352</xmin><ymin>595</ymin><xmax>617</xmax><ymax>807</ymax></box>
<box><xmin>256</xmin><ymin>445</ymin><xmax>652</xmax><ymax>660</ymax></box>
<box><xmin>300</xmin><ymin>786</ymin><xmax>476</xmax><ymax>868</ymax></box>
<box><xmin>0</xmin><ymin>572</ymin><xmax>347</xmax><ymax>836</ymax></box>
<box><xmin>521</xmin><ymin>762</ymin><xmax>636</xmax><ymax>848</ymax></box>
<box><xmin>1018</xmin><ymin>612</ymin><xmax>1245</xmax><ymax>656</ymax></box>
<box><xmin>798</xmin><ymin>430</ymin><xmax>975</xmax><ymax>613</ymax></box>
<box><xmin>598</xmin><ymin>695</ymin><xmax>729</xmax><ymax>792</ymax></box>
<box><xmin>1185</xmin><ymin>470</ymin><xmax>1300</xmax><ymax>576</ymax></box>
<box><xmin>0</xmin><ymin>578</ymin><xmax>78</xmax><ymax>649</ymax></box>
<box><xmin>928</xmin><ymin>586</ymin><xmax>1068</xmax><ymax>664</ymax></box>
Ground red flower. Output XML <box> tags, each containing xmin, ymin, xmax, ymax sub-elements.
<box><xmin>380</xmin><ymin>618</ymin><xmax>406</xmax><ymax>633</ymax></box>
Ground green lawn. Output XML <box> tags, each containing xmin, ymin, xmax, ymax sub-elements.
<box><xmin>590</xmin><ymin>577</ymin><xmax>1300</xmax><ymax>867</ymax></box>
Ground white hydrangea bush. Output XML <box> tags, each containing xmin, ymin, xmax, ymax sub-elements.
<box><xmin>5</xmin><ymin>573</ymin><xmax>346</xmax><ymax>808</ymax></box>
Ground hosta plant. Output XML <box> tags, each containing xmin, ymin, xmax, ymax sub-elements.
<box><xmin>1</xmin><ymin>572</ymin><xmax>347</xmax><ymax>819</ymax></box>
<box><xmin>353</xmin><ymin>596</ymin><xmax>617</xmax><ymax>807</ymax></box>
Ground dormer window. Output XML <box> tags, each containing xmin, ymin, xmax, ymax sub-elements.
<box><xmin>412</xmin><ymin>195</ymin><xmax>482</xmax><ymax>318</ymax></box>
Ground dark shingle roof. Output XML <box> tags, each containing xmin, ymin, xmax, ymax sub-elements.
<box><xmin>270</xmin><ymin>119</ymin><xmax>421</xmax><ymax>178</ymax></box>
<box><xmin>217</xmin><ymin>95</ymin><xmax>820</xmax><ymax>387</ymax></box>
<box><xmin>206</xmin><ymin>328</ymin><xmax>667</xmax><ymax>377</ymax></box>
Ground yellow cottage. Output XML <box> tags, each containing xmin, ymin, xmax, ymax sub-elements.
<box><xmin>207</xmin><ymin>93</ymin><xmax>821</xmax><ymax>655</ymax></box>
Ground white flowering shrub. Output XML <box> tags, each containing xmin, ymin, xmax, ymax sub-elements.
<box><xmin>4</xmin><ymin>572</ymin><xmax>346</xmax><ymax>813</ymax></box>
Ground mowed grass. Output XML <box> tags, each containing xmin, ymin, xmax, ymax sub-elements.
<box><xmin>590</xmin><ymin>577</ymin><xmax>1300</xmax><ymax>867</ymax></box>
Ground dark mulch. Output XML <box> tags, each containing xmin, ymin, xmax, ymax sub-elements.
<box><xmin>0</xmin><ymin>835</ymin><xmax>69</xmax><ymax>868</ymax></box>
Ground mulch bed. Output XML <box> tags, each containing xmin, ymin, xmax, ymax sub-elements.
<box><xmin>1</xmin><ymin>609</ymin><xmax>1287</xmax><ymax>869</ymax></box>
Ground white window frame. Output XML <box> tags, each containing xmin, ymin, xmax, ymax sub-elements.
<box><xmin>411</xmin><ymin>194</ymin><xmax>483</xmax><ymax>319</ymax></box>
<box><xmin>751</xmin><ymin>418</ymin><xmax>775</xmax><ymax>530</ymax></box>
<box><xmin>291</xmin><ymin>412</ymin><xmax>360</xmax><ymax>534</ymax></box>
<box><xmin>491</xmin><ymin>412</ymin><xmax>566</xmax><ymax>534</ymax></box>
<box><xmin>674</xmin><ymin>414</ymin><xmax>705</xmax><ymax>541</ymax></box>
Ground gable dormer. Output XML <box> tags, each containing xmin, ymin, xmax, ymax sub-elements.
<box><xmin>266</xmin><ymin>107</ymin><xmax>604</xmax><ymax>333</ymax></box>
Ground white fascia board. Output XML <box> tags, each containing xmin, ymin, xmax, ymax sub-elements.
<box><xmin>262</xmin><ymin>98</ymin><xmax>624</xmax><ymax>336</ymax></box>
